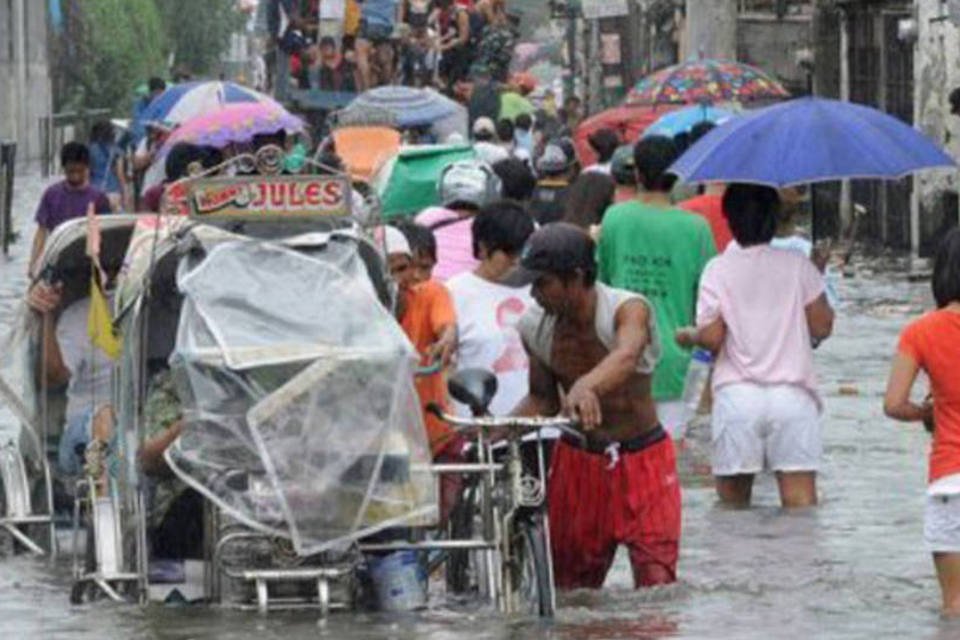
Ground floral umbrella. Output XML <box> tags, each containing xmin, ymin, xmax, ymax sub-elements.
<box><xmin>627</xmin><ymin>59</ymin><xmax>790</xmax><ymax>106</ymax></box>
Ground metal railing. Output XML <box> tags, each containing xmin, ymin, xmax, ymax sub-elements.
<box><xmin>39</xmin><ymin>109</ymin><xmax>112</xmax><ymax>178</ymax></box>
<box><xmin>0</xmin><ymin>141</ymin><xmax>15</xmax><ymax>256</ymax></box>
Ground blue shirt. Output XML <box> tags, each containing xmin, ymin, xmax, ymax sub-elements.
<box><xmin>89</xmin><ymin>143</ymin><xmax>122</xmax><ymax>194</ymax></box>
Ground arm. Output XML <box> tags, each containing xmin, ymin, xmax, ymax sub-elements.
<box><xmin>41</xmin><ymin>313</ymin><xmax>70</xmax><ymax>387</ymax></box>
<box><xmin>138</xmin><ymin>420</ymin><xmax>184</xmax><ymax>476</ymax></box>
<box><xmin>565</xmin><ymin>300</ymin><xmax>649</xmax><ymax>429</ymax></box>
<box><xmin>805</xmin><ymin>293</ymin><xmax>834</xmax><ymax>341</ymax></box>
<box><xmin>512</xmin><ymin>350</ymin><xmax>561</xmax><ymax>418</ymax></box>
<box><xmin>28</xmin><ymin>227</ymin><xmax>48</xmax><ymax>278</ymax></box>
<box><xmin>884</xmin><ymin>353</ymin><xmax>932</xmax><ymax>423</ymax></box>
<box><xmin>676</xmin><ymin>317</ymin><xmax>726</xmax><ymax>354</ymax></box>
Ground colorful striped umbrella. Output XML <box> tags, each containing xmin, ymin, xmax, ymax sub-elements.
<box><xmin>627</xmin><ymin>59</ymin><xmax>790</xmax><ymax>106</ymax></box>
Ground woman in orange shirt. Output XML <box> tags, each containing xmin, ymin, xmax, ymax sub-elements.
<box><xmin>885</xmin><ymin>228</ymin><xmax>960</xmax><ymax>617</ymax></box>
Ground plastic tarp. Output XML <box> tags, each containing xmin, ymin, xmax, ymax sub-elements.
<box><xmin>372</xmin><ymin>144</ymin><xmax>478</xmax><ymax>219</ymax></box>
<box><xmin>165</xmin><ymin>239</ymin><xmax>436</xmax><ymax>555</ymax></box>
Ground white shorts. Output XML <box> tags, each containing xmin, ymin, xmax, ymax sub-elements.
<box><xmin>711</xmin><ymin>383</ymin><xmax>821</xmax><ymax>476</ymax></box>
<box><xmin>657</xmin><ymin>400</ymin><xmax>686</xmax><ymax>441</ymax></box>
<box><xmin>925</xmin><ymin>494</ymin><xmax>960</xmax><ymax>553</ymax></box>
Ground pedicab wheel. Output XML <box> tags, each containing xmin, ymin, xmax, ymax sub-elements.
<box><xmin>510</xmin><ymin>515</ymin><xmax>554</xmax><ymax>618</ymax></box>
<box><xmin>445</xmin><ymin>480</ymin><xmax>479</xmax><ymax>594</ymax></box>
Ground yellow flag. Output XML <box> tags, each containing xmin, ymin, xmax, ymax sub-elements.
<box><xmin>87</xmin><ymin>275</ymin><xmax>122</xmax><ymax>360</ymax></box>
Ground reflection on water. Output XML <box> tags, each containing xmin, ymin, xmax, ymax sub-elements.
<box><xmin>0</xmin><ymin>173</ymin><xmax>953</xmax><ymax>639</ymax></box>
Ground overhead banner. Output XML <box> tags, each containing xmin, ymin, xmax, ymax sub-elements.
<box><xmin>166</xmin><ymin>176</ymin><xmax>352</xmax><ymax>220</ymax></box>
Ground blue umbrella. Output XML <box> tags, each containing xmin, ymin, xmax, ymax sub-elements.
<box><xmin>642</xmin><ymin>104</ymin><xmax>737</xmax><ymax>139</ymax></box>
<box><xmin>139</xmin><ymin>81</ymin><xmax>276</xmax><ymax>132</ymax></box>
<box><xmin>670</xmin><ymin>97</ymin><xmax>955</xmax><ymax>187</ymax></box>
<box><xmin>348</xmin><ymin>86</ymin><xmax>461</xmax><ymax>129</ymax></box>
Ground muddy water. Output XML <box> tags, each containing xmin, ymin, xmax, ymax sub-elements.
<box><xmin>1</xmin><ymin>173</ymin><xmax>955</xmax><ymax>639</ymax></box>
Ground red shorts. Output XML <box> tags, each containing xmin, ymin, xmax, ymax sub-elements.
<box><xmin>547</xmin><ymin>435</ymin><xmax>681</xmax><ymax>590</ymax></box>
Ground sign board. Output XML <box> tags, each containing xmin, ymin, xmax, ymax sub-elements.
<box><xmin>581</xmin><ymin>0</ymin><xmax>628</xmax><ymax>20</ymax></box>
<box><xmin>166</xmin><ymin>176</ymin><xmax>352</xmax><ymax>220</ymax></box>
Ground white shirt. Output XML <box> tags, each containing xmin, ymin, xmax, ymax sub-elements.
<box><xmin>583</xmin><ymin>162</ymin><xmax>612</xmax><ymax>176</ymax></box>
<box><xmin>446</xmin><ymin>272</ymin><xmax>533</xmax><ymax>417</ymax></box>
<box><xmin>57</xmin><ymin>296</ymin><xmax>115</xmax><ymax>426</ymax></box>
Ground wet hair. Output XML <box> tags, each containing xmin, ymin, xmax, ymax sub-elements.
<box><xmin>673</xmin><ymin>131</ymin><xmax>691</xmax><ymax>155</ymax></box>
<box><xmin>933</xmin><ymin>228</ymin><xmax>960</xmax><ymax>308</ymax></box>
<box><xmin>164</xmin><ymin>143</ymin><xmax>222</xmax><ymax>182</ymax></box>
<box><xmin>562</xmin><ymin>172</ymin><xmax>615</xmax><ymax>230</ymax></box>
<box><xmin>148</xmin><ymin>77</ymin><xmax>167</xmax><ymax>94</ymax></box>
<box><xmin>60</xmin><ymin>141</ymin><xmax>90</xmax><ymax>167</ymax></box>
<box><xmin>587</xmin><ymin>128</ymin><xmax>619</xmax><ymax>163</ymax></box>
<box><xmin>633</xmin><ymin>136</ymin><xmax>679</xmax><ymax>192</ymax></box>
<box><xmin>394</xmin><ymin>220</ymin><xmax>437</xmax><ymax>261</ymax></box>
<box><xmin>89</xmin><ymin>121</ymin><xmax>115</xmax><ymax>145</ymax></box>
<box><xmin>722</xmin><ymin>183</ymin><xmax>779</xmax><ymax>247</ymax></box>
<box><xmin>492</xmin><ymin>157</ymin><xmax>537</xmax><ymax>202</ymax></box>
<box><xmin>471</xmin><ymin>200</ymin><xmax>535</xmax><ymax>259</ymax></box>
<box><xmin>689</xmin><ymin>121</ymin><xmax>716</xmax><ymax>145</ymax></box>
<box><xmin>515</xmin><ymin>113</ymin><xmax>532</xmax><ymax>132</ymax></box>
<box><xmin>496</xmin><ymin>119</ymin><xmax>515</xmax><ymax>144</ymax></box>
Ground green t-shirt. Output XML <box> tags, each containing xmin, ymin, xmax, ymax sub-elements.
<box><xmin>597</xmin><ymin>200</ymin><xmax>717</xmax><ymax>400</ymax></box>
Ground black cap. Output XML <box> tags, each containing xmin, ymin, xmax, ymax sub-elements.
<box><xmin>505</xmin><ymin>223</ymin><xmax>596</xmax><ymax>285</ymax></box>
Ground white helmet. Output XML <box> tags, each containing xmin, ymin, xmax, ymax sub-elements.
<box><xmin>439</xmin><ymin>160</ymin><xmax>501</xmax><ymax>210</ymax></box>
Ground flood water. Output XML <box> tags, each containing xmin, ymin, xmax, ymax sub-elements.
<box><xmin>0</xmin><ymin>172</ymin><xmax>954</xmax><ymax>639</ymax></box>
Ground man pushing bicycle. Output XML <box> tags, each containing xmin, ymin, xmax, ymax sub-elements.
<box><xmin>511</xmin><ymin>223</ymin><xmax>681</xmax><ymax>590</ymax></box>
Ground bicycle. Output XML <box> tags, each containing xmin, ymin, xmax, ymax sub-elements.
<box><xmin>426</xmin><ymin>369</ymin><xmax>583</xmax><ymax>617</ymax></box>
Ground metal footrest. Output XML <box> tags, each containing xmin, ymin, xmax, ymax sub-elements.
<box><xmin>0</xmin><ymin>442</ymin><xmax>54</xmax><ymax>556</ymax></box>
<box><xmin>236</xmin><ymin>566</ymin><xmax>354</xmax><ymax>614</ymax></box>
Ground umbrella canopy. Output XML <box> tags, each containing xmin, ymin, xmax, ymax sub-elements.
<box><xmin>627</xmin><ymin>59</ymin><xmax>789</xmax><ymax>106</ymax></box>
<box><xmin>149</xmin><ymin>103</ymin><xmax>304</xmax><ymax>181</ymax></box>
<box><xmin>141</xmin><ymin>81</ymin><xmax>279</xmax><ymax>128</ymax></box>
<box><xmin>642</xmin><ymin>104</ymin><xmax>738</xmax><ymax>139</ymax></box>
<box><xmin>349</xmin><ymin>86</ymin><xmax>461</xmax><ymax>129</ymax></box>
<box><xmin>372</xmin><ymin>144</ymin><xmax>478</xmax><ymax>219</ymax></box>
<box><xmin>670</xmin><ymin>97</ymin><xmax>956</xmax><ymax>187</ymax></box>
<box><xmin>500</xmin><ymin>91</ymin><xmax>536</xmax><ymax>122</ymax></box>
<box><xmin>574</xmin><ymin>104</ymin><xmax>679</xmax><ymax>166</ymax></box>
<box><xmin>333</xmin><ymin>126</ymin><xmax>402</xmax><ymax>181</ymax></box>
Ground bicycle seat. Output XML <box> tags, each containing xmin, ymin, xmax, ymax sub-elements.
<box><xmin>448</xmin><ymin>369</ymin><xmax>498</xmax><ymax>416</ymax></box>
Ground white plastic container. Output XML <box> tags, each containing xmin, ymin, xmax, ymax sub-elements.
<box><xmin>368</xmin><ymin>550</ymin><xmax>427</xmax><ymax>612</ymax></box>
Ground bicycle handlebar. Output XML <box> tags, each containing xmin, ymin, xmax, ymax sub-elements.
<box><xmin>426</xmin><ymin>404</ymin><xmax>585</xmax><ymax>443</ymax></box>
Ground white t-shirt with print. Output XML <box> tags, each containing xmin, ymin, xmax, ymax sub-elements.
<box><xmin>446</xmin><ymin>272</ymin><xmax>533</xmax><ymax>417</ymax></box>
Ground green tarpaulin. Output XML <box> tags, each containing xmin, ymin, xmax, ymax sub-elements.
<box><xmin>373</xmin><ymin>144</ymin><xmax>478</xmax><ymax>219</ymax></box>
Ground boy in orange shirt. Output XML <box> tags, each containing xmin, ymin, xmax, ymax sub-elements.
<box><xmin>384</xmin><ymin>224</ymin><xmax>461</xmax><ymax>519</ymax></box>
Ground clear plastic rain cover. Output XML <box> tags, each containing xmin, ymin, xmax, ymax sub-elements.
<box><xmin>165</xmin><ymin>239</ymin><xmax>436</xmax><ymax>555</ymax></box>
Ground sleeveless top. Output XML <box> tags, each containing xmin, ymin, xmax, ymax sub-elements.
<box><xmin>517</xmin><ymin>283</ymin><xmax>661</xmax><ymax>375</ymax></box>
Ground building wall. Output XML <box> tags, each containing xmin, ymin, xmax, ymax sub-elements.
<box><xmin>0</xmin><ymin>0</ymin><xmax>53</xmax><ymax>164</ymax></box>
<box><xmin>915</xmin><ymin>0</ymin><xmax>960</xmax><ymax>254</ymax></box>
<box><xmin>737</xmin><ymin>14</ymin><xmax>814</xmax><ymax>95</ymax></box>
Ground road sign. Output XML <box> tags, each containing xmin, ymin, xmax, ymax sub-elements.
<box><xmin>581</xmin><ymin>0</ymin><xmax>628</xmax><ymax>20</ymax></box>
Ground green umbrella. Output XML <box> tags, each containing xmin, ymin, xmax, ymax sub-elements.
<box><xmin>499</xmin><ymin>92</ymin><xmax>536</xmax><ymax>122</ymax></box>
<box><xmin>373</xmin><ymin>145</ymin><xmax>478</xmax><ymax>219</ymax></box>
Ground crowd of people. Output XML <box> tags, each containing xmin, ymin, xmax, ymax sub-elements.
<box><xmin>267</xmin><ymin>0</ymin><xmax>518</xmax><ymax>95</ymax></box>
<box><xmin>23</xmin><ymin>81</ymin><xmax>960</xmax><ymax>616</ymax></box>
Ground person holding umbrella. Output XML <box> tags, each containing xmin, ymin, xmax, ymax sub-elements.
<box><xmin>676</xmin><ymin>184</ymin><xmax>834</xmax><ymax>508</ymax></box>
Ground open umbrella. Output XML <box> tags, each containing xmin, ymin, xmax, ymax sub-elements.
<box><xmin>349</xmin><ymin>86</ymin><xmax>462</xmax><ymax>129</ymax></box>
<box><xmin>669</xmin><ymin>97</ymin><xmax>955</xmax><ymax>187</ymax></box>
<box><xmin>574</xmin><ymin>104</ymin><xmax>680</xmax><ymax>166</ymax></box>
<box><xmin>333</xmin><ymin>126</ymin><xmax>402</xmax><ymax>181</ymax></box>
<box><xmin>642</xmin><ymin>104</ymin><xmax>738</xmax><ymax>139</ymax></box>
<box><xmin>627</xmin><ymin>59</ymin><xmax>789</xmax><ymax>106</ymax></box>
<box><xmin>140</xmin><ymin>81</ymin><xmax>278</xmax><ymax>128</ymax></box>
<box><xmin>500</xmin><ymin>91</ymin><xmax>536</xmax><ymax>122</ymax></box>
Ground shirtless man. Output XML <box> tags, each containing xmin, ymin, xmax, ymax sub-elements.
<box><xmin>513</xmin><ymin>223</ymin><xmax>681</xmax><ymax>590</ymax></box>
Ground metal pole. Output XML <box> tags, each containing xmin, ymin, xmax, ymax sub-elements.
<box><xmin>565</xmin><ymin>10</ymin><xmax>577</xmax><ymax>100</ymax></box>
<box><xmin>839</xmin><ymin>7</ymin><xmax>853</xmax><ymax>244</ymax></box>
<box><xmin>13</xmin><ymin>0</ymin><xmax>27</xmax><ymax>160</ymax></box>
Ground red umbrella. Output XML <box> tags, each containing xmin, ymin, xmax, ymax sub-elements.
<box><xmin>574</xmin><ymin>104</ymin><xmax>681</xmax><ymax>166</ymax></box>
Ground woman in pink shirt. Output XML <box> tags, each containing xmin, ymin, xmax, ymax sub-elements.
<box><xmin>676</xmin><ymin>184</ymin><xmax>834</xmax><ymax>509</ymax></box>
<box><xmin>415</xmin><ymin>159</ymin><xmax>501</xmax><ymax>281</ymax></box>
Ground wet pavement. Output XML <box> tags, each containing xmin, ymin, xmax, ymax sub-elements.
<box><xmin>0</xmin><ymin>172</ymin><xmax>954</xmax><ymax>639</ymax></box>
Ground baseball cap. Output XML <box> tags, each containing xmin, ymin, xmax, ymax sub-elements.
<box><xmin>507</xmin><ymin>223</ymin><xmax>596</xmax><ymax>285</ymax></box>
<box><xmin>473</xmin><ymin>117</ymin><xmax>496</xmax><ymax>138</ymax></box>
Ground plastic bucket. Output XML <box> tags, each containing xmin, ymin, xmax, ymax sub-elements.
<box><xmin>367</xmin><ymin>550</ymin><xmax>427</xmax><ymax>611</ymax></box>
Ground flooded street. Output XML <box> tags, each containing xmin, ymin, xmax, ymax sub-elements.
<box><xmin>0</xmin><ymin>173</ymin><xmax>952</xmax><ymax>639</ymax></box>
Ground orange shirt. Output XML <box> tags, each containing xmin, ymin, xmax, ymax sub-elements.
<box><xmin>898</xmin><ymin>310</ymin><xmax>960</xmax><ymax>482</ymax></box>
<box><xmin>400</xmin><ymin>279</ymin><xmax>457</xmax><ymax>455</ymax></box>
<box><xmin>680</xmin><ymin>193</ymin><xmax>734</xmax><ymax>253</ymax></box>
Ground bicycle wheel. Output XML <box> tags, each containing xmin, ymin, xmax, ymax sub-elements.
<box><xmin>445</xmin><ymin>478</ymin><xmax>478</xmax><ymax>594</ymax></box>
<box><xmin>509</xmin><ymin>514</ymin><xmax>554</xmax><ymax>618</ymax></box>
